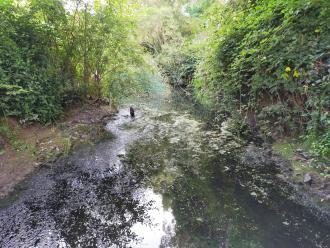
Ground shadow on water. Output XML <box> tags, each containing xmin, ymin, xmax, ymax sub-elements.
<box><xmin>126</xmin><ymin>132</ymin><xmax>330</xmax><ymax>248</ymax></box>
<box><xmin>123</xmin><ymin>80</ymin><xmax>330</xmax><ymax>247</ymax></box>
<box><xmin>0</xmin><ymin>79</ymin><xmax>329</xmax><ymax>247</ymax></box>
<box><xmin>0</xmin><ymin>144</ymin><xmax>154</xmax><ymax>247</ymax></box>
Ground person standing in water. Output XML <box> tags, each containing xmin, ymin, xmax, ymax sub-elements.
<box><xmin>130</xmin><ymin>107</ymin><xmax>135</xmax><ymax>118</ymax></box>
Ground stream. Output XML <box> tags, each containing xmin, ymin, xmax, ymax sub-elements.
<box><xmin>0</xmin><ymin>81</ymin><xmax>329</xmax><ymax>248</ymax></box>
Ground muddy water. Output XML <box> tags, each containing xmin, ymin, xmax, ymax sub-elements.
<box><xmin>0</xmin><ymin>82</ymin><xmax>329</xmax><ymax>248</ymax></box>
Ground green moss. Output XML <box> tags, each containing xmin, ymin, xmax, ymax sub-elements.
<box><xmin>273</xmin><ymin>139</ymin><xmax>329</xmax><ymax>183</ymax></box>
<box><xmin>272</xmin><ymin>140</ymin><xmax>295</xmax><ymax>160</ymax></box>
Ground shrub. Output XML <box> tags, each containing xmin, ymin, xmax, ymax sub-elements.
<box><xmin>192</xmin><ymin>0</ymin><xmax>330</xmax><ymax>153</ymax></box>
<box><xmin>157</xmin><ymin>46</ymin><xmax>197</xmax><ymax>88</ymax></box>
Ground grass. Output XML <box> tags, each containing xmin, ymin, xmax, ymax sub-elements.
<box><xmin>272</xmin><ymin>138</ymin><xmax>329</xmax><ymax>182</ymax></box>
<box><xmin>272</xmin><ymin>140</ymin><xmax>295</xmax><ymax>160</ymax></box>
<box><xmin>0</xmin><ymin>120</ymin><xmax>27</xmax><ymax>152</ymax></box>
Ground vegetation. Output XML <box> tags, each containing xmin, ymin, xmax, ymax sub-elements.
<box><xmin>152</xmin><ymin>0</ymin><xmax>330</xmax><ymax>158</ymax></box>
<box><xmin>195</xmin><ymin>0</ymin><xmax>330</xmax><ymax>156</ymax></box>
<box><xmin>0</xmin><ymin>0</ymin><xmax>151</xmax><ymax>124</ymax></box>
<box><xmin>0</xmin><ymin>0</ymin><xmax>329</xmax><ymax>244</ymax></box>
<box><xmin>138</xmin><ymin>0</ymin><xmax>197</xmax><ymax>89</ymax></box>
<box><xmin>0</xmin><ymin>121</ymin><xmax>23</xmax><ymax>151</ymax></box>
<box><xmin>0</xmin><ymin>0</ymin><xmax>329</xmax><ymax>156</ymax></box>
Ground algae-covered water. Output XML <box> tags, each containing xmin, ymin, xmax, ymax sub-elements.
<box><xmin>0</xmin><ymin>81</ymin><xmax>329</xmax><ymax>247</ymax></box>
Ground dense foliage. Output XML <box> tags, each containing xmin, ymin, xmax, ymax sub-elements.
<box><xmin>138</xmin><ymin>0</ymin><xmax>197</xmax><ymax>88</ymax></box>
<box><xmin>154</xmin><ymin>0</ymin><xmax>330</xmax><ymax>157</ymax></box>
<box><xmin>0</xmin><ymin>0</ymin><xmax>150</xmax><ymax>123</ymax></box>
<box><xmin>1</xmin><ymin>0</ymin><xmax>329</xmax><ymax>156</ymax></box>
<box><xmin>197</xmin><ymin>0</ymin><xmax>330</xmax><ymax>156</ymax></box>
<box><xmin>0</xmin><ymin>0</ymin><xmax>67</xmax><ymax>123</ymax></box>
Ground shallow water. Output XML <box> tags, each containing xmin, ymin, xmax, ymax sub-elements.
<box><xmin>0</xmin><ymin>82</ymin><xmax>329</xmax><ymax>248</ymax></box>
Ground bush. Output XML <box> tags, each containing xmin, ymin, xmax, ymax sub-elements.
<box><xmin>0</xmin><ymin>0</ymin><xmax>149</xmax><ymax>124</ymax></box>
<box><xmin>157</xmin><ymin>46</ymin><xmax>197</xmax><ymax>88</ymax></box>
<box><xmin>309</xmin><ymin>130</ymin><xmax>330</xmax><ymax>158</ymax></box>
<box><xmin>191</xmin><ymin>0</ymin><xmax>330</xmax><ymax>152</ymax></box>
<box><xmin>0</xmin><ymin>1</ymin><xmax>67</xmax><ymax>123</ymax></box>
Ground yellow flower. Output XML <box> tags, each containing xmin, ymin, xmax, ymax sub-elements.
<box><xmin>285</xmin><ymin>66</ymin><xmax>291</xmax><ymax>72</ymax></box>
<box><xmin>303</xmin><ymin>85</ymin><xmax>308</xmax><ymax>93</ymax></box>
<box><xmin>282</xmin><ymin>73</ymin><xmax>289</xmax><ymax>80</ymax></box>
<box><xmin>293</xmin><ymin>70</ymin><xmax>300</xmax><ymax>78</ymax></box>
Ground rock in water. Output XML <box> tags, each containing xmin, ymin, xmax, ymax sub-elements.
<box><xmin>130</xmin><ymin>107</ymin><xmax>135</xmax><ymax>118</ymax></box>
<box><xmin>303</xmin><ymin>173</ymin><xmax>312</xmax><ymax>185</ymax></box>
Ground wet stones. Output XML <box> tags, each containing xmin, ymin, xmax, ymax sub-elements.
<box><xmin>303</xmin><ymin>173</ymin><xmax>313</xmax><ymax>185</ymax></box>
<box><xmin>302</xmin><ymin>172</ymin><xmax>324</xmax><ymax>189</ymax></box>
<box><xmin>294</xmin><ymin>149</ymin><xmax>311</xmax><ymax>162</ymax></box>
<box><xmin>325</xmin><ymin>195</ymin><xmax>330</xmax><ymax>202</ymax></box>
<box><xmin>242</xmin><ymin>144</ymin><xmax>278</xmax><ymax>173</ymax></box>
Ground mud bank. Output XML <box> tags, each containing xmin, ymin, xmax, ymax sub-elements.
<box><xmin>0</xmin><ymin>101</ymin><xmax>115</xmax><ymax>200</ymax></box>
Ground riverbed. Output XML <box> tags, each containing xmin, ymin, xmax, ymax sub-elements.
<box><xmin>0</xmin><ymin>82</ymin><xmax>329</xmax><ymax>248</ymax></box>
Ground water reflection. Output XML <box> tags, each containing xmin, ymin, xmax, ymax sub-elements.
<box><xmin>0</xmin><ymin>147</ymin><xmax>157</xmax><ymax>247</ymax></box>
<box><xmin>0</xmin><ymin>82</ymin><xmax>329</xmax><ymax>247</ymax></box>
<box><xmin>126</xmin><ymin>137</ymin><xmax>261</xmax><ymax>248</ymax></box>
<box><xmin>131</xmin><ymin>189</ymin><xmax>176</xmax><ymax>248</ymax></box>
<box><xmin>125</xmin><ymin>108</ymin><xmax>330</xmax><ymax>248</ymax></box>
